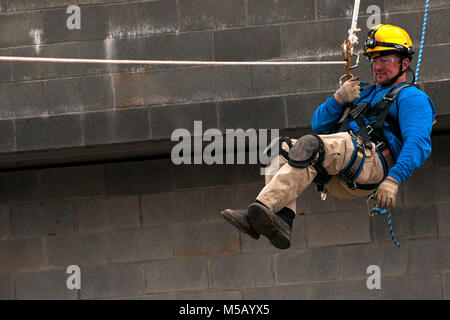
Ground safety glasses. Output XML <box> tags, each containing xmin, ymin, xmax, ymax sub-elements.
<box><xmin>370</xmin><ymin>56</ymin><xmax>402</xmax><ymax>67</ymax></box>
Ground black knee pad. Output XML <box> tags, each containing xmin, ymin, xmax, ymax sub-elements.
<box><xmin>260</xmin><ymin>137</ymin><xmax>292</xmax><ymax>167</ymax></box>
<box><xmin>288</xmin><ymin>134</ymin><xmax>324</xmax><ymax>168</ymax></box>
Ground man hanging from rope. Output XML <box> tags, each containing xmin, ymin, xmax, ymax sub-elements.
<box><xmin>221</xmin><ymin>24</ymin><xmax>436</xmax><ymax>249</ymax></box>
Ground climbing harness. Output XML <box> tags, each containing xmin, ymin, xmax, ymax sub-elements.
<box><xmin>415</xmin><ymin>0</ymin><xmax>430</xmax><ymax>84</ymax></box>
<box><xmin>367</xmin><ymin>195</ymin><xmax>401</xmax><ymax>247</ymax></box>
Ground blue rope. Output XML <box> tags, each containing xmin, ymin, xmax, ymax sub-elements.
<box><xmin>414</xmin><ymin>0</ymin><xmax>430</xmax><ymax>84</ymax></box>
<box><xmin>371</xmin><ymin>205</ymin><xmax>401</xmax><ymax>248</ymax></box>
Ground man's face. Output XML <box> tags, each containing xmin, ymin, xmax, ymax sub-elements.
<box><xmin>370</xmin><ymin>54</ymin><xmax>404</xmax><ymax>86</ymax></box>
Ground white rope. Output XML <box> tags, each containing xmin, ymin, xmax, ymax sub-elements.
<box><xmin>0</xmin><ymin>56</ymin><xmax>346</xmax><ymax>66</ymax></box>
<box><xmin>348</xmin><ymin>0</ymin><xmax>361</xmax><ymax>54</ymax></box>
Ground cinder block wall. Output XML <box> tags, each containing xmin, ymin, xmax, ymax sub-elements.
<box><xmin>0</xmin><ymin>0</ymin><xmax>449</xmax><ymax>299</ymax></box>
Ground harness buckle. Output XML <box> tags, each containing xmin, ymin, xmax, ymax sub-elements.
<box><xmin>383</xmin><ymin>93</ymin><xmax>395</xmax><ymax>101</ymax></box>
<box><xmin>348</xmin><ymin>181</ymin><xmax>358</xmax><ymax>190</ymax></box>
<box><xmin>367</xmin><ymin>125</ymin><xmax>374</xmax><ymax>135</ymax></box>
<box><xmin>376</xmin><ymin>141</ymin><xmax>385</xmax><ymax>149</ymax></box>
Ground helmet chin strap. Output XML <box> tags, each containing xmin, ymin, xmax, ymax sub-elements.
<box><xmin>382</xmin><ymin>58</ymin><xmax>407</xmax><ymax>87</ymax></box>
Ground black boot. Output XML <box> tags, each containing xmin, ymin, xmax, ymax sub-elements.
<box><xmin>247</xmin><ymin>202</ymin><xmax>293</xmax><ymax>249</ymax></box>
<box><xmin>221</xmin><ymin>209</ymin><xmax>260</xmax><ymax>240</ymax></box>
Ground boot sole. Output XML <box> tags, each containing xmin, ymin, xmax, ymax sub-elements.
<box><xmin>247</xmin><ymin>203</ymin><xmax>291</xmax><ymax>249</ymax></box>
<box><xmin>221</xmin><ymin>210</ymin><xmax>260</xmax><ymax>240</ymax></box>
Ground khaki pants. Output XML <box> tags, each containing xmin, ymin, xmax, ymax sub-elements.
<box><xmin>258</xmin><ymin>132</ymin><xmax>386</xmax><ymax>214</ymax></box>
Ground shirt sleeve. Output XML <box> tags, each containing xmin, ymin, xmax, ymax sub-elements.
<box><xmin>388</xmin><ymin>94</ymin><xmax>435</xmax><ymax>184</ymax></box>
<box><xmin>311</xmin><ymin>95</ymin><xmax>345</xmax><ymax>133</ymax></box>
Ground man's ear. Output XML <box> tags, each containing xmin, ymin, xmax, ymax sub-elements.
<box><xmin>402</xmin><ymin>58</ymin><xmax>411</xmax><ymax>72</ymax></box>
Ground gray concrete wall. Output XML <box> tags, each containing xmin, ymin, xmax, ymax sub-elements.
<box><xmin>0</xmin><ymin>0</ymin><xmax>449</xmax><ymax>299</ymax></box>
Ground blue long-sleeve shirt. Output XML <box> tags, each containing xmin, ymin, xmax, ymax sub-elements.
<box><xmin>311</xmin><ymin>82</ymin><xmax>436</xmax><ymax>184</ymax></box>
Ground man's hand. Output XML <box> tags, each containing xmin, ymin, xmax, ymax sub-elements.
<box><xmin>374</xmin><ymin>176</ymin><xmax>399</xmax><ymax>209</ymax></box>
<box><xmin>334</xmin><ymin>76</ymin><xmax>360</xmax><ymax>104</ymax></box>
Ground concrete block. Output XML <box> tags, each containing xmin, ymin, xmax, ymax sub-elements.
<box><xmin>0</xmin><ymin>206</ymin><xmax>9</xmax><ymax>240</ymax></box>
<box><xmin>114</xmin><ymin>66</ymin><xmax>250</xmax><ymax>107</ymax></box>
<box><xmin>0</xmin><ymin>48</ymin><xmax>11</xmax><ymax>83</ymax></box>
<box><xmin>141</xmin><ymin>190</ymin><xmax>205</xmax><ymax>226</ymax></box>
<box><xmin>334</xmin><ymin>195</ymin><xmax>368</xmax><ymax>212</ymax></box>
<box><xmin>0</xmin><ymin>120</ymin><xmax>15</xmax><ymax>153</ymax></box>
<box><xmin>209</xmin><ymin>253</ymin><xmax>274</xmax><ymax>289</ymax></box>
<box><xmin>46</xmin><ymin>233</ymin><xmax>108</xmax><ymax>267</ymax></box>
<box><xmin>7</xmin><ymin>0</ymin><xmax>129</xmax><ymax>11</ymax></box>
<box><xmin>15</xmin><ymin>114</ymin><xmax>82</xmax><ymax>151</ymax></box>
<box><xmin>214</xmin><ymin>25</ymin><xmax>281</xmax><ymax>61</ymax></box>
<box><xmin>109</xmin><ymin>0</ymin><xmax>177</xmax><ymax>38</ymax></box>
<box><xmin>248</xmin><ymin>0</ymin><xmax>314</xmax><ymax>24</ymax></box>
<box><xmin>402</xmin><ymin>168</ymin><xmax>435</xmax><ymax>205</ymax></box>
<box><xmin>105</xmin><ymin>31</ymin><xmax>213</xmax><ymax>74</ymax></box>
<box><xmin>171</xmin><ymin>163</ymin><xmax>236</xmax><ymax>189</ymax></box>
<box><xmin>172</xmin><ymin>221</ymin><xmax>240</xmax><ymax>257</ymax></box>
<box><xmin>83</xmin><ymin>108</ymin><xmax>150</xmax><ymax>145</ymax></box>
<box><xmin>385</xmin><ymin>0</ymin><xmax>450</xmax><ymax>12</ymax></box>
<box><xmin>113</xmin><ymin>69</ymin><xmax>184</xmax><ymax>107</ymax></box>
<box><xmin>233</xmin><ymin>163</ymin><xmax>265</xmax><ymax>185</ymax></box>
<box><xmin>276</xmin><ymin>247</ymin><xmax>340</xmax><ymax>283</ymax></box>
<box><xmin>420</xmin><ymin>44</ymin><xmax>450</xmax><ymax>82</ymax></box>
<box><xmin>10</xmin><ymin>42</ymin><xmax>84</xmax><ymax>81</ymax></box>
<box><xmin>115</xmin><ymin>293</ymin><xmax>178</xmax><ymax>300</ymax></box>
<box><xmin>281</xmin><ymin>64</ymin><xmax>321</xmax><ymax>94</ymax></box>
<box><xmin>296</xmin><ymin>184</ymin><xmax>337</xmax><ymax>215</ymax></box>
<box><xmin>144</xmin><ymin>258</ymin><xmax>208</xmax><ymax>293</ymax></box>
<box><xmin>218</xmin><ymin>97</ymin><xmax>285</xmax><ymax>131</ymax></box>
<box><xmin>438</xmin><ymin>204</ymin><xmax>450</xmax><ymax>237</ymax></box>
<box><xmin>10</xmin><ymin>201</ymin><xmax>74</xmax><ymax>237</ymax></box>
<box><xmin>311</xmin><ymin>279</ymin><xmax>381</xmax><ymax>300</ymax></box>
<box><xmin>108</xmin><ymin>227</ymin><xmax>173</xmax><ymax>263</ymax></box>
<box><xmin>104</xmin><ymin>159</ymin><xmax>171</xmax><ymax>195</ymax></box>
<box><xmin>45</xmin><ymin>75</ymin><xmax>114</xmax><ymax>115</ymax></box>
<box><xmin>243</xmin><ymin>284</ymin><xmax>310</xmax><ymax>300</ymax></box>
<box><xmin>177</xmin><ymin>290</ymin><xmax>242</xmax><ymax>300</ymax></box>
<box><xmin>0</xmin><ymin>238</ymin><xmax>45</xmax><ymax>272</ymax></box>
<box><xmin>0</xmin><ymin>274</ymin><xmax>14</xmax><ymax>300</ymax></box>
<box><xmin>0</xmin><ymin>170</ymin><xmax>39</xmax><ymax>203</ymax></box>
<box><xmin>340</xmin><ymin>242</ymin><xmax>408</xmax><ymax>280</ymax></box>
<box><xmin>80</xmin><ymin>264</ymin><xmax>145</xmax><ymax>299</ymax></box>
<box><xmin>286</xmin><ymin>91</ymin><xmax>333</xmax><ymax>129</ymax></box>
<box><xmin>182</xmin><ymin>66</ymin><xmax>252</xmax><ymax>103</ymax></box>
<box><xmin>250</xmin><ymin>65</ymin><xmax>282</xmax><ymax>97</ymax></box>
<box><xmin>151</xmin><ymin>102</ymin><xmax>217</xmax><ymax>141</ymax></box>
<box><xmin>380</xmin><ymin>274</ymin><xmax>443</xmax><ymax>299</ymax></box>
<box><xmin>15</xmin><ymin>269</ymin><xmax>77</xmax><ymax>300</ymax></box>
<box><xmin>43</xmin><ymin>5</ymin><xmax>109</xmax><ymax>43</ymax></box>
<box><xmin>180</xmin><ymin>0</ymin><xmax>246</xmax><ymax>31</ymax></box>
<box><xmin>0</xmin><ymin>84</ymin><xmax>14</xmax><ymax>119</ymax></box>
<box><xmin>6</xmin><ymin>81</ymin><xmax>46</xmax><ymax>118</ymax></box>
<box><xmin>0</xmin><ymin>10</ymin><xmax>43</xmax><ymax>47</ymax></box>
<box><xmin>371</xmin><ymin>205</ymin><xmax>438</xmax><ymax>241</ymax></box>
<box><xmin>316</xmin><ymin>0</ymin><xmax>385</xmax><ymax>19</ymax></box>
<box><xmin>434</xmin><ymin>168</ymin><xmax>450</xmax><ymax>202</ymax></box>
<box><xmin>407</xmin><ymin>238</ymin><xmax>450</xmax><ymax>273</ymax></box>
<box><xmin>73</xmin><ymin>196</ymin><xmax>140</xmax><ymax>232</ymax></box>
<box><xmin>40</xmin><ymin>164</ymin><xmax>104</xmax><ymax>200</ymax></box>
<box><xmin>446</xmin><ymin>273</ymin><xmax>450</xmax><ymax>300</ymax></box>
<box><xmin>281</xmin><ymin>19</ymin><xmax>349</xmax><ymax>58</ymax></box>
<box><xmin>432</xmin><ymin>134</ymin><xmax>450</xmax><ymax>168</ymax></box>
<box><xmin>306</xmin><ymin>209</ymin><xmax>371</xmax><ymax>247</ymax></box>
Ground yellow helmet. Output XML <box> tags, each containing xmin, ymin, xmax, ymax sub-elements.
<box><xmin>364</xmin><ymin>24</ymin><xmax>414</xmax><ymax>58</ymax></box>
